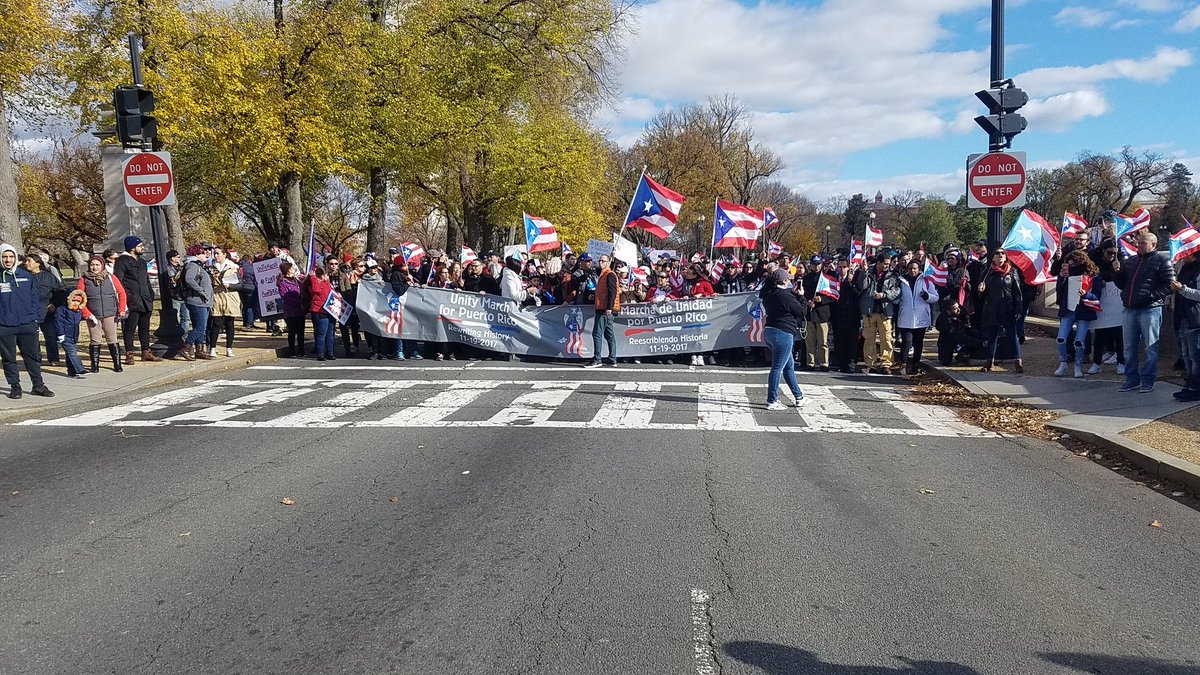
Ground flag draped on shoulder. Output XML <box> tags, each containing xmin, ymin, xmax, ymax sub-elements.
<box><xmin>712</xmin><ymin>200</ymin><xmax>763</xmax><ymax>249</ymax></box>
<box><xmin>865</xmin><ymin>223</ymin><xmax>884</xmax><ymax>247</ymax></box>
<box><xmin>625</xmin><ymin>173</ymin><xmax>686</xmax><ymax>239</ymax></box>
<box><xmin>1171</xmin><ymin>218</ymin><xmax>1200</xmax><ymax>264</ymax></box>
<box><xmin>1061</xmin><ymin>211</ymin><xmax>1088</xmax><ymax>239</ymax></box>
<box><xmin>523</xmin><ymin>212</ymin><xmax>560</xmax><ymax>253</ymax></box>
<box><xmin>1002</xmin><ymin>209</ymin><xmax>1059</xmax><ymax>285</ymax></box>
<box><xmin>815</xmin><ymin>272</ymin><xmax>840</xmax><ymax>300</ymax></box>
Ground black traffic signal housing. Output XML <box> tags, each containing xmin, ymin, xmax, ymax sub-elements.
<box><xmin>113</xmin><ymin>85</ymin><xmax>157</xmax><ymax>147</ymax></box>
<box><xmin>974</xmin><ymin>85</ymin><xmax>1028</xmax><ymax>149</ymax></box>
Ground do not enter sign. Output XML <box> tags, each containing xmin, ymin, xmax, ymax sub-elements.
<box><xmin>966</xmin><ymin>151</ymin><xmax>1026</xmax><ymax>209</ymax></box>
<box><xmin>123</xmin><ymin>151</ymin><xmax>176</xmax><ymax>207</ymax></box>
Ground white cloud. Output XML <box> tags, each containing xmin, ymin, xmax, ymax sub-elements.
<box><xmin>1111</xmin><ymin>18</ymin><xmax>1146</xmax><ymax>28</ymax></box>
<box><xmin>1172</xmin><ymin>5</ymin><xmax>1200</xmax><ymax>31</ymax></box>
<box><xmin>1116</xmin><ymin>0</ymin><xmax>1180</xmax><ymax>12</ymax></box>
<box><xmin>1022</xmin><ymin>90</ymin><xmax>1109</xmax><ymax>132</ymax></box>
<box><xmin>1054</xmin><ymin>6</ymin><xmax>1115</xmax><ymax>28</ymax></box>
<box><xmin>1017</xmin><ymin>47</ymin><xmax>1192</xmax><ymax>93</ymax></box>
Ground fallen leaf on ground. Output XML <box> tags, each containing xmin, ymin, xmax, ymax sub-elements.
<box><xmin>461</xmin><ymin>471</ymin><xmax>470</xmax><ymax>475</ymax></box>
<box><xmin>280</xmin><ymin>497</ymin><xmax>295</xmax><ymax>506</ymax></box>
<box><xmin>10</xmin><ymin>490</ymin><xmax>18</xmax><ymax>495</ymax></box>
<box><xmin>389</xmin><ymin>497</ymin><xmax>398</xmax><ymax>503</ymax></box>
<box><xmin>918</xmin><ymin>488</ymin><xmax>935</xmax><ymax>495</ymax></box>
<box><xmin>179</xmin><ymin>532</ymin><xmax>191</xmax><ymax>537</ymax></box>
<box><xmin>1171</xmin><ymin>491</ymin><xmax>1187</xmax><ymax>497</ymax></box>
<box><xmin>1150</xmin><ymin>520</ymin><xmax>1163</xmax><ymax>529</ymax></box>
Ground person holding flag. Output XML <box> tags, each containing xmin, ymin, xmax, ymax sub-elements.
<box><xmin>759</xmin><ymin>268</ymin><xmax>808</xmax><ymax>411</ymax></box>
<box><xmin>896</xmin><ymin>260</ymin><xmax>939</xmax><ymax>375</ymax></box>
<box><xmin>800</xmin><ymin>257</ymin><xmax>833</xmax><ymax>371</ymax></box>
<box><xmin>1171</xmin><ymin>243</ymin><xmax>1200</xmax><ymax>401</ymax></box>
<box><xmin>1052</xmin><ymin>250</ymin><xmax>1104</xmax><ymax>378</ymax></box>
<box><xmin>1113</xmin><ymin>232</ymin><xmax>1176</xmax><ymax>392</ymax></box>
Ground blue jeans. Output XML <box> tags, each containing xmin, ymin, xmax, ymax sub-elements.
<box><xmin>174</xmin><ymin>299</ymin><xmax>191</xmax><ymax>333</ymax></box>
<box><xmin>1180</xmin><ymin>326</ymin><xmax>1200</xmax><ymax>391</ymax></box>
<box><xmin>1056</xmin><ymin>313</ymin><xmax>1091</xmax><ymax>365</ymax></box>
<box><xmin>241</xmin><ymin>296</ymin><xmax>257</xmax><ymax>328</ymax></box>
<box><xmin>592</xmin><ymin>312</ymin><xmax>616</xmax><ymax>364</ymax></box>
<box><xmin>984</xmin><ymin>322</ymin><xmax>1020</xmax><ymax>362</ymax></box>
<box><xmin>764</xmin><ymin>327</ymin><xmax>802</xmax><ymax>404</ymax></box>
<box><xmin>62</xmin><ymin>341</ymin><xmax>85</xmax><ymax>376</ymax></box>
<box><xmin>312</xmin><ymin>312</ymin><xmax>334</xmax><ymax>358</ymax></box>
<box><xmin>186</xmin><ymin>305</ymin><xmax>209</xmax><ymax>346</ymax></box>
<box><xmin>1121</xmin><ymin>307</ymin><xmax>1162</xmax><ymax>388</ymax></box>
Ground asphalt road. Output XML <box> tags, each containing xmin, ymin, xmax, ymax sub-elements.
<box><xmin>1</xmin><ymin>361</ymin><xmax>1199</xmax><ymax>675</ymax></box>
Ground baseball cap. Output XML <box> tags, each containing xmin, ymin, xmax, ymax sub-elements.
<box><xmin>809</xmin><ymin>255</ymin><xmax>823</xmax><ymax>265</ymax></box>
<box><xmin>578</xmin><ymin>253</ymin><xmax>592</xmax><ymax>262</ymax></box>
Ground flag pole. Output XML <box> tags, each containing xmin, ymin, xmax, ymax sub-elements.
<box><xmin>709</xmin><ymin>198</ymin><xmax>717</xmax><ymax>261</ymax></box>
<box><xmin>616</xmin><ymin>167</ymin><xmax>647</xmax><ymax>241</ymax></box>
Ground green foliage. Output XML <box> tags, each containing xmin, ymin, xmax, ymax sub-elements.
<box><xmin>905</xmin><ymin>199</ymin><xmax>956</xmax><ymax>253</ymax></box>
<box><xmin>951</xmin><ymin>195</ymin><xmax>986</xmax><ymax>247</ymax></box>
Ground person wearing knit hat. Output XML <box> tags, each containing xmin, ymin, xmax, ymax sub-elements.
<box><xmin>0</xmin><ymin>243</ymin><xmax>54</xmax><ymax>399</ymax></box>
<box><xmin>758</xmin><ymin>266</ymin><xmax>807</xmax><ymax>410</ymax></box>
<box><xmin>113</xmin><ymin>235</ymin><xmax>161</xmax><ymax>365</ymax></box>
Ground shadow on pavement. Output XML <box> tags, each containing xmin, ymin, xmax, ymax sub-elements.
<box><xmin>1040</xmin><ymin>652</ymin><xmax>1200</xmax><ymax>674</ymax></box>
<box><xmin>723</xmin><ymin>641</ymin><xmax>982</xmax><ymax>674</ymax></box>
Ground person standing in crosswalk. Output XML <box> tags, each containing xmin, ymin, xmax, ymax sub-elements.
<box><xmin>585</xmin><ymin>255</ymin><xmax>620</xmax><ymax>368</ymax></box>
<box><xmin>759</xmin><ymin>268</ymin><xmax>808</xmax><ymax>410</ymax></box>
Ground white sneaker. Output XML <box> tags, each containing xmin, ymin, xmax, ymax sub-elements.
<box><xmin>1074</xmin><ymin>364</ymin><xmax>1083</xmax><ymax>378</ymax></box>
<box><xmin>208</xmin><ymin>348</ymin><xmax>217</xmax><ymax>358</ymax></box>
<box><xmin>765</xmin><ymin>401</ymin><xmax>788</xmax><ymax>411</ymax></box>
<box><xmin>1054</xmin><ymin>361</ymin><xmax>1068</xmax><ymax>377</ymax></box>
<box><xmin>692</xmin><ymin>355</ymin><xmax>702</xmax><ymax>366</ymax></box>
<box><xmin>792</xmin><ymin>395</ymin><xmax>808</xmax><ymax>408</ymax></box>
<box><xmin>1116</xmin><ymin>364</ymin><xmax>1126</xmax><ymax>375</ymax></box>
<box><xmin>226</xmin><ymin>348</ymin><xmax>235</xmax><ymax>357</ymax></box>
<box><xmin>1103</xmin><ymin>352</ymin><xmax>1118</xmax><ymax>365</ymax></box>
<box><xmin>1087</xmin><ymin>364</ymin><xmax>1101</xmax><ymax>375</ymax></box>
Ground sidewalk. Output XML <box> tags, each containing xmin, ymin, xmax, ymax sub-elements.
<box><xmin>925</xmin><ymin>316</ymin><xmax>1200</xmax><ymax>493</ymax></box>
<box><xmin>0</xmin><ymin>330</ymin><xmax>285</xmax><ymax>423</ymax></box>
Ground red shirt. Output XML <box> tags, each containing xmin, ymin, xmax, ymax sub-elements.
<box><xmin>305</xmin><ymin>275</ymin><xmax>333</xmax><ymax>314</ymax></box>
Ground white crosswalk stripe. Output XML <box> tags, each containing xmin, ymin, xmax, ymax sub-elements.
<box><xmin>13</xmin><ymin>379</ymin><xmax>997</xmax><ymax>437</ymax></box>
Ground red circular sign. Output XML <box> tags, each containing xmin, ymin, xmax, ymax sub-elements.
<box><xmin>123</xmin><ymin>153</ymin><xmax>174</xmax><ymax>206</ymax></box>
<box><xmin>969</xmin><ymin>152</ymin><xmax>1026</xmax><ymax>208</ymax></box>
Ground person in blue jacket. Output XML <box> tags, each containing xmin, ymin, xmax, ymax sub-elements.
<box><xmin>0</xmin><ymin>244</ymin><xmax>54</xmax><ymax>399</ymax></box>
<box><xmin>55</xmin><ymin>289</ymin><xmax>88</xmax><ymax>378</ymax></box>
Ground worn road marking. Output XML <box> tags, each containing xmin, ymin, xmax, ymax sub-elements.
<box><xmin>690</xmin><ymin>588</ymin><xmax>718</xmax><ymax>675</ymax></box>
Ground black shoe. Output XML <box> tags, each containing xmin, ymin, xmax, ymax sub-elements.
<box><xmin>7</xmin><ymin>385</ymin><xmax>21</xmax><ymax>400</ymax></box>
<box><xmin>327</xmin><ymin>355</ymin><xmax>337</xmax><ymax>361</ymax></box>
<box><xmin>30</xmin><ymin>385</ymin><xmax>54</xmax><ymax>398</ymax></box>
<box><xmin>819</xmin><ymin>366</ymin><xmax>829</xmax><ymax>372</ymax></box>
<box><xmin>1178</xmin><ymin>390</ymin><xmax>1200</xmax><ymax>402</ymax></box>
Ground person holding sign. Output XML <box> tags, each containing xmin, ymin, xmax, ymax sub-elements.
<box><xmin>1052</xmin><ymin>250</ymin><xmax>1103</xmax><ymax>378</ymax></box>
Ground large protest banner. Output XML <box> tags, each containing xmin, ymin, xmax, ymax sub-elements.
<box><xmin>354</xmin><ymin>280</ymin><xmax>765</xmax><ymax>359</ymax></box>
<box><xmin>253</xmin><ymin>257</ymin><xmax>283</xmax><ymax>319</ymax></box>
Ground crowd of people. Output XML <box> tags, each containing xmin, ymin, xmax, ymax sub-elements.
<box><xmin>1</xmin><ymin>209</ymin><xmax>1198</xmax><ymax>406</ymax></box>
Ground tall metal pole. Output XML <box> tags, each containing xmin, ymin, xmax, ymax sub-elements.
<box><xmin>986</xmin><ymin>0</ymin><xmax>1005</xmax><ymax>253</ymax></box>
<box><xmin>128</xmin><ymin>33</ymin><xmax>183</xmax><ymax>356</ymax></box>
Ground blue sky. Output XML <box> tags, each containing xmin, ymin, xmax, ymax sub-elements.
<box><xmin>597</xmin><ymin>0</ymin><xmax>1200</xmax><ymax>205</ymax></box>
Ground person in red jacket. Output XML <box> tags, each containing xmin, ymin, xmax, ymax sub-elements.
<box><xmin>304</xmin><ymin>266</ymin><xmax>335</xmax><ymax>361</ymax></box>
<box><xmin>677</xmin><ymin>263</ymin><xmax>716</xmax><ymax>365</ymax></box>
<box><xmin>77</xmin><ymin>255</ymin><xmax>128</xmax><ymax>372</ymax></box>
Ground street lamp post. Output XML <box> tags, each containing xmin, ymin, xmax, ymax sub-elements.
<box><xmin>825</xmin><ymin>224</ymin><xmax>831</xmax><ymax>254</ymax></box>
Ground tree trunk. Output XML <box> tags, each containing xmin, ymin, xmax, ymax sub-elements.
<box><xmin>280</xmin><ymin>171</ymin><xmax>304</xmax><ymax>267</ymax></box>
<box><xmin>366</xmin><ymin>167</ymin><xmax>386</xmax><ymax>255</ymax></box>
<box><xmin>164</xmin><ymin>202</ymin><xmax>184</xmax><ymax>253</ymax></box>
<box><xmin>0</xmin><ymin>88</ymin><xmax>23</xmax><ymax>252</ymax></box>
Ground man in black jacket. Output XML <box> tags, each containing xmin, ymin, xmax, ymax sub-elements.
<box><xmin>112</xmin><ymin>236</ymin><xmax>162</xmax><ymax>364</ymax></box>
<box><xmin>800</xmin><ymin>257</ymin><xmax>832</xmax><ymax>371</ymax></box>
<box><xmin>1172</xmin><ymin>249</ymin><xmax>1200</xmax><ymax>401</ymax></box>
<box><xmin>1113</xmin><ymin>232</ymin><xmax>1176</xmax><ymax>392</ymax></box>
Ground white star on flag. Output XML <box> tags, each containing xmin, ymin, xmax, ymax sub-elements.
<box><xmin>643</xmin><ymin>200</ymin><xmax>653</xmax><ymax>213</ymax></box>
<box><xmin>1016</xmin><ymin>225</ymin><xmax>1035</xmax><ymax>242</ymax></box>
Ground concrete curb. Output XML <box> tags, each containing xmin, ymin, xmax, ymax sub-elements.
<box><xmin>0</xmin><ymin>345</ymin><xmax>286</xmax><ymax>424</ymax></box>
<box><xmin>921</xmin><ymin>362</ymin><xmax>993</xmax><ymax>397</ymax></box>
<box><xmin>1046</xmin><ymin>419</ymin><xmax>1200</xmax><ymax>494</ymax></box>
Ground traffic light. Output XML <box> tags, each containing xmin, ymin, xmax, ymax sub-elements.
<box><xmin>92</xmin><ymin>102</ymin><xmax>117</xmax><ymax>140</ymax></box>
<box><xmin>113</xmin><ymin>85</ymin><xmax>157</xmax><ymax>147</ymax></box>
<box><xmin>974</xmin><ymin>84</ymin><xmax>1027</xmax><ymax>149</ymax></box>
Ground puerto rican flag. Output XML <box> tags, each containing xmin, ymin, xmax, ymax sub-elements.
<box><xmin>763</xmin><ymin>208</ymin><xmax>779</xmax><ymax>230</ymax></box>
<box><xmin>709</xmin><ymin>259</ymin><xmax>726</xmax><ymax>283</ymax></box>
<box><xmin>1114</xmin><ymin>207</ymin><xmax>1151</xmax><ymax>240</ymax></box>
<box><xmin>401</xmin><ymin>242</ymin><xmax>425</xmax><ymax>265</ymax></box>
<box><xmin>1062</xmin><ymin>211</ymin><xmax>1088</xmax><ymax>239</ymax></box>
<box><xmin>1080</xmin><ymin>274</ymin><xmax>1102</xmax><ymax>313</ymax></box>
<box><xmin>561</xmin><ymin>241</ymin><xmax>572</xmax><ymax>256</ymax></box>
<box><xmin>767</xmin><ymin>240</ymin><xmax>784</xmax><ymax>256</ymax></box>
<box><xmin>625</xmin><ymin>173</ymin><xmax>686</xmax><ymax>239</ymax></box>
<box><xmin>849</xmin><ymin>239</ymin><xmax>865</xmax><ymax>266</ymax></box>
<box><xmin>747</xmin><ymin>300</ymin><xmax>764</xmax><ymax>343</ymax></box>
<box><xmin>460</xmin><ymin>245</ymin><xmax>479</xmax><ymax>264</ymax></box>
<box><xmin>523</xmin><ymin>212</ymin><xmax>560</xmax><ymax>253</ymax></box>
<box><xmin>865</xmin><ymin>223</ymin><xmax>884</xmax><ymax>247</ymax></box>
<box><xmin>712</xmin><ymin>200</ymin><xmax>763</xmax><ymax>248</ymax></box>
<box><xmin>922</xmin><ymin>259</ymin><xmax>948</xmax><ymax>292</ymax></box>
<box><xmin>668</xmin><ymin>268</ymin><xmax>685</xmax><ymax>292</ymax></box>
<box><xmin>630</xmin><ymin>266</ymin><xmax>649</xmax><ymax>286</ymax></box>
<box><xmin>1119</xmin><ymin>237</ymin><xmax>1138</xmax><ymax>257</ymax></box>
<box><xmin>816</xmin><ymin>272</ymin><xmax>840</xmax><ymax>300</ymax></box>
<box><xmin>966</xmin><ymin>248</ymin><xmax>981</xmax><ymax>263</ymax></box>
<box><xmin>1002</xmin><ymin>209</ymin><xmax>1060</xmax><ymax>285</ymax></box>
<box><xmin>1171</xmin><ymin>218</ymin><xmax>1200</xmax><ymax>264</ymax></box>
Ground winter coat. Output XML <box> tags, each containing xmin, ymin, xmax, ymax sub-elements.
<box><xmin>854</xmin><ymin>266</ymin><xmax>901</xmax><ymax>319</ymax></box>
<box><xmin>113</xmin><ymin>252</ymin><xmax>155</xmax><ymax>314</ymax></box>
<box><xmin>501</xmin><ymin>267</ymin><xmax>534</xmax><ymax>305</ymax></box>
<box><xmin>800</xmin><ymin>272</ymin><xmax>832</xmax><ymax>323</ymax></box>
<box><xmin>277</xmin><ymin>277</ymin><xmax>306</xmax><ymax>319</ymax></box>
<box><xmin>77</xmin><ymin>273</ymin><xmax>127</xmax><ymax>320</ymax></box>
<box><xmin>28</xmin><ymin>268</ymin><xmax>62</xmax><ymax>320</ymax></box>
<box><xmin>760</xmin><ymin>283</ymin><xmax>807</xmax><ymax>335</ymax></box>
<box><xmin>594</xmin><ymin>268</ymin><xmax>619</xmax><ymax>312</ymax></box>
<box><xmin>976</xmin><ymin>264</ymin><xmax>1023</xmax><ymax>328</ymax></box>
<box><xmin>210</xmin><ymin>259</ymin><xmax>242</xmax><ymax>318</ymax></box>
<box><xmin>895</xmin><ymin>274</ymin><xmax>939</xmax><ymax>330</ymax></box>
<box><xmin>830</xmin><ymin>271</ymin><xmax>861</xmax><ymax>326</ymax></box>
<box><xmin>1174</xmin><ymin>260</ymin><xmax>1200</xmax><ymax>330</ymax></box>
<box><xmin>0</xmin><ymin>266</ymin><xmax>42</xmax><ymax>327</ymax></box>
<box><xmin>54</xmin><ymin>303</ymin><xmax>83</xmax><ymax>343</ymax></box>
<box><xmin>1114</xmin><ymin>251</ymin><xmax>1176</xmax><ymax>310</ymax></box>
<box><xmin>305</xmin><ymin>275</ymin><xmax>334</xmax><ymax>314</ymax></box>
<box><xmin>182</xmin><ymin>258</ymin><xmax>214</xmax><ymax>308</ymax></box>
<box><xmin>238</xmin><ymin>258</ymin><xmax>258</xmax><ymax>295</ymax></box>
